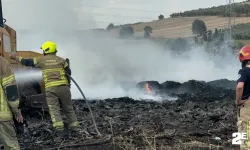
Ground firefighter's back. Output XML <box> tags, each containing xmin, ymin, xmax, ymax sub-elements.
<box><xmin>37</xmin><ymin>54</ymin><xmax>69</xmax><ymax>89</ymax></box>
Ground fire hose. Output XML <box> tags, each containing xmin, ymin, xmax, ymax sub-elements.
<box><xmin>65</xmin><ymin>73</ymin><xmax>101</xmax><ymax>137</ymax></box>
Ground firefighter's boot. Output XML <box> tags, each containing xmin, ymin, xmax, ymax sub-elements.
<box><xmin>70</xmin><ymin>127</ymin><xmax>82</xmax><ymax>137</ymax></box>
<box><xmin>70</xmin><ymin>126</ymin><xmax>91</xmax><ymax>138</ymax></box>
<box><xmin>53</xmin><ymin>129</ymin><xmax>66</xmax><ymax>142</ymax></box>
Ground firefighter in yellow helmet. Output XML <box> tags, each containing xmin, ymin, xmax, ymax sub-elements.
<box><xmin>10</xmin><ymin>41</ymin><xmax>81</xmax><ymax>138</ymax></box>
<box><xmin>0</xmin><ymin>56</ymin><xmax>23</xmax><ymax>150</ymax></box>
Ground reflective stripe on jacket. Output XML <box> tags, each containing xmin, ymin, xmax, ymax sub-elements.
<box><xmin>17</xmin><ymin>54</ymin><xmax>69</xmax><ymax>89</ymax></box>
<box><xmin>0</xmin><ymin>85</ymin><xmax>12</xmax><ymax>121</ymax></box>
<box><xmin>0</xmin><ymin>57</ymin><xmax>20</xmax><ymax>121</ymax></box>
<box><xmin>42</xmin><ymin>68</ymin><xmax>68</xmax><ymax>88</ymax></box>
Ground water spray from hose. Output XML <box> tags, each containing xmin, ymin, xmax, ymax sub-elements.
<box><xmin>65</xmin><ymin>73</ymin><xmax>101</xmax><ymax>136</ymax></box>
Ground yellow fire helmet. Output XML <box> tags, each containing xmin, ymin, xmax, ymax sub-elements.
<box><xmin>40</xmin><ymin>41</ymin><xmax>57</xmax><ymax>54</ymax></box>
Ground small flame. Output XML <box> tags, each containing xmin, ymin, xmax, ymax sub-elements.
<box><xmin>145</xmin><ymin>83</ymin><xmax>150</xmax><ymax>93</ymax></box>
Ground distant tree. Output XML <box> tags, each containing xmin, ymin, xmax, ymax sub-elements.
<box><xmin>144</xmin><ymin>26</ymin><xmax>153</xmax><ymax>32</ymax></box>
<box><xmin>232</xmin><ymin>23</ymin><xmax>250</xmax><ymax>40</ymax></box>
<box><xmin>158</xmin><ymin>14</ymin><xmax>164</xmax><ymax>20</ymax></box>
<box><xmin>219</xmin><ymin>30</ymin><xmax>224</xmax><ymax>42</ymax></box>
<box><xmin>207</xmin><ymin>30</ymin><xmax>213</xmax><ymax>42</ymax></box>
<box><xmin>107</xmin><ymin>23</ymin><xmax>115</xmax><ymax>30</ymax></box>
<box><xmin>119</xmin><ymin>26</ymin><xmax>134</xmax><ymax>38</ymax></box>
<box><xmin>202</xmin><ymin>33</ymin><xmax>208</xmax><ymax>42</ymax></box>
<box><xmin>192</xmin><ymin>19</ymin><xmax>207</xmax><ymax>36</ymax></box>
<box><xmin>213</xmin><ymin>28</ymin><xmax>219</xmax><ymax>39</ymax></box>
<box><xmin>144</xmin><ymin>26</ymin><xmax>153</xmax><ymax>38</ymax></box>
<box><xmin>165</xmin><ymin>38</ymin><xmax>190</xmax><ymax>53</ymax></box>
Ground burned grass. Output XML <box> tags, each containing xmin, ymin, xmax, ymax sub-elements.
<box><xmin>19</xmin><ymin>79</ymin><xmax>239</xmax><ymax>150</ymax></box>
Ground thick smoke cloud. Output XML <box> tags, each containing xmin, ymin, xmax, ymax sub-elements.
<box><xmin>15</xmin><ymin>31</ymin><xmax>240</xmax><ymax>100</ymax></box>
<box><xmin>2</xmin><ymin>0</ymin><xmax>241</xmax><ymax>100</ymax></box>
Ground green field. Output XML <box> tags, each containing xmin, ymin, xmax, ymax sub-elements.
<box><xmin>236</xmin><ymin>40</ymin><xmax>250</xmax><ymax>45</ymax></box>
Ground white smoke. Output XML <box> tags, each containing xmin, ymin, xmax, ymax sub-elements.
<box><xmin>1</xmin><ymin>0</ymin><xmax>241</xmax><ymax>100</ymax></box>
<box><xmin>2</xmin><ymin>0</ymin><xmax>96</xmax><ymax>30</ymax></box>
<box><xmin>14</xmin><ymin>31</ymin><xmax>240</xmax><ymax>100</ymax></box>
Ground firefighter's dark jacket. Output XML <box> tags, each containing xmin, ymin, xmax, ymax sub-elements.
<box><xmin>16</xmin><ymin>54</ymin><xmax>71</xmax><ymax>88</ymax></box>
<box><xmin>0</xmin><ymin>56</ymin><xmax>20</xmax><ymax>121</ymax></box>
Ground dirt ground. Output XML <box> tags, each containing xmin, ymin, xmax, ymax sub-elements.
<box><xmin>18</xmin><ymin>79</ymin><xmax>239</xmax><ymax>150</ymax></box>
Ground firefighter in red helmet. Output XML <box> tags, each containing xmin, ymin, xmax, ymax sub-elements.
<box><xmin>236</xmin><ymin>45</ymin><xmax>250</xmax><ymax>149</ymax></box>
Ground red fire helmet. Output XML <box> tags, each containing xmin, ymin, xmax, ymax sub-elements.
<box><xmin>238</xmin><ymin>45</ymin><xmax>250</xmax><ymax>62</ymax></box>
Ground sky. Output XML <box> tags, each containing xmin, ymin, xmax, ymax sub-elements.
<box><xmin>1</xmin><ymin>0</ymin><xmax>246</xmax><ymax>30</ymax></box>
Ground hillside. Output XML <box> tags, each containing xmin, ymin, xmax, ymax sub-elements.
<box><xmin>108</xmin><ymin>1</ymin><xmax>250</xmax><ymax>39</ymax></box>
<box><xmin>109</xmin><ymin>16</ymin><xmax>250</xmax><ymax>39</ymax></box>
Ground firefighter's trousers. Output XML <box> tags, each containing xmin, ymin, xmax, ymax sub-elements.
<box><xmin>237</xmin><ymin>99</ymin><xmax>250</xmax><ymax>150</ymax></box>
<box><xmin>46</xmin><ymin>85</ymin><xmax>79</xmax><ymax>130</ymax></box>
<box><xmin>0</xmin><ymin>121</ymin><xmax>20</xmax><ymax>150</ymax></box>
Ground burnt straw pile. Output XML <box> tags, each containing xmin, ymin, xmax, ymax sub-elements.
<box><xmin>19</xmin><ymin>79</ymin><xmax>239</xmax><ymax>150</ymax></box>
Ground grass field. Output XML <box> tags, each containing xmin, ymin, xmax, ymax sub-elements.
<box><xmin>236</xmin><ymin>40</ymin><xmax>250</xmax><ymax>45</ymax></box>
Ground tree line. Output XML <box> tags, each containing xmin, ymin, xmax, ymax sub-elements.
<box><xmin>170</xmin><ymin>3</ymin><xmax>250</xmax><ymax>18</ymax></box>
<box><xmin>164</xmin><ymin>19</ymin><xmax>231</xmax><ymax>55</ymax></box>
<box><xmin>191</xmin><ymin>19</ymin><xmax>250</xmax><ymax>40</ymax></box>
<box><xmin>106</xmin><ymin>23</ymin><xmax>153</xmax><ymax>39</ymax></box>
<box><xmin>105</xmin><ymin>18</ymin><xmax>250</xmax><ymax>54</ymax></box>
<box><xmin>231</xmin><ymin>23</ymin><xmax>250</xmax><ymax>40</ymax></box>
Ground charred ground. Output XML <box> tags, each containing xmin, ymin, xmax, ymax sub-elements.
<box><xmin>19</xmin><ymin>79</ymin><xmax>239</xmax><ymax>150</ymax></box>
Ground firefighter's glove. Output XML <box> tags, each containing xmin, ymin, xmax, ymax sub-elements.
<box><xmin>9</xmin><ymin>52</ymin><xmax>17</xmax><ymax>59</ymax></box>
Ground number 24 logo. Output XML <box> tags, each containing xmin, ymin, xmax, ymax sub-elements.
<box><xmin>232</xmin><ymin>133</ymin><xmax>247</xmax><ymax>145</ymax></box>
